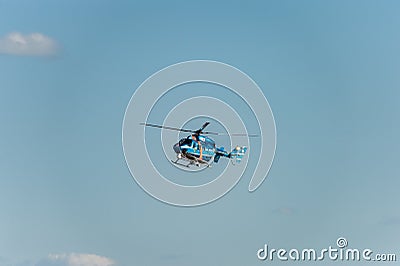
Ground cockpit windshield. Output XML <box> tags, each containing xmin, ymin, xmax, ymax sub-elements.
<box><xmin>179</xmin><ymin>138</ymin><xmax>193</xmax><ymax>147</ymax></box>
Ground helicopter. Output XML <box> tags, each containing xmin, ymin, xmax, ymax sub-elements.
<box><xmin>141</xmin><ymin>121</ymin><xmax>258</xmax><ymax>168</ymax></box>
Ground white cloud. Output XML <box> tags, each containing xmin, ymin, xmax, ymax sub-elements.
<box><xmin>36</xmin><ymin>253</ymin><xmax>115</xmax><ymax>266</ymax></box>
<box><xmin>0</xmin><ymin>32</ymin><xmax>59</xmax><ymax>56</ymax></box>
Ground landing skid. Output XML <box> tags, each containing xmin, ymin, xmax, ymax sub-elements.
<box><xmin>171</xmin><ymin>157</ymin><xmax>211</xmax><ymax>168</ymax></box>
<box><xmin>171</xmin><ymin>159</ymin><xmax>191</xmax><ymax>168</ymax></box>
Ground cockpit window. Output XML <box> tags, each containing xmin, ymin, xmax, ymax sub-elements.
<box><xmin>179</xmin><ymin>139</ymin><xmax>193</xmax><ymax>147</ymax></box>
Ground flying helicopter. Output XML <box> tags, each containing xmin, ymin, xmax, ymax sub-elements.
<box><xmin>141</xmin><ymin>121</ymin><xmax>258</xmax><ymax>168</ymax></box>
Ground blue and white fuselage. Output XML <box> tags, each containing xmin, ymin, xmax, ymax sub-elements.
<box><xmin>141</xmin><ymin>121</ymin><xmax>250</xmax><ymax>168</ymax></box>
<box><xmin>172</xmin><ymin>134</ymin><xmax>247</xmax><ymax>167</ymax></box>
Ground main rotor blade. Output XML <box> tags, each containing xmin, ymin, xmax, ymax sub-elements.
<box><xmin>140</xmin><ymin>123</ymin><xmax>195</xmax><ymax>133</ymax></box>
<box><xmin>194</xmin><ymin>121</ymin><xmax>211</xmax><ymax>135</ymax></box>
<box><xmin>200</xmin><ymin>121</ymin><xmax>210</xmax><ymax>131</ymax></box>
<box><xmin>141</xmin><ymin>122</ymin><xmax>259</xmax><ymax>137</ymax></box>
<box><xmin>202</xmin><ymin>131</ymin><xmax>259</xmax><ymax>137</ymax></box>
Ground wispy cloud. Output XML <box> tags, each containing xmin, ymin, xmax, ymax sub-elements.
<box><xmin>36</xmin><ymin>253</ymin><xmax>115</xmax><ymax>266</ymax></box>
<box><xmin>0</xmin><ymin>32</ymin><xmax>59</xmax><ymax>56</ymax></box>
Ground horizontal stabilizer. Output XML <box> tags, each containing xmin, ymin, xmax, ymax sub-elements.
<box><xmin>229</xmin><ymin>146</ymin><xmax>247</xmax><ymax>164</ymax></box>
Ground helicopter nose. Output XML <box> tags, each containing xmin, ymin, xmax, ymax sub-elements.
<box><xmin>173</xmin><ymin>143</ymin><xmax>180</xmax><ymax>154</ymax></box>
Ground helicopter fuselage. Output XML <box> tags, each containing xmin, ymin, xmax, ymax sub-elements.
<box><xmin>173</xmin><ymin>135</ymin><xmax>216</xmax><ymax>163</ymax></box>
<box><xmin>141</xmin><ymin>121</ymin><xmax>249</xmax><ymax>168</ymax></box>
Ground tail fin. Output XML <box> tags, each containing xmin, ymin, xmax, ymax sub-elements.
<box><xmin>229</xmin><ymin>146</ymin><xmax>247</xmax><ymax>164</ymax></box>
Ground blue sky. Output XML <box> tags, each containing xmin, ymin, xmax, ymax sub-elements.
<box><xmin>1</xmin><ymin>1</ymin><xmax>399</xmax><ymax>265</ymax></box>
